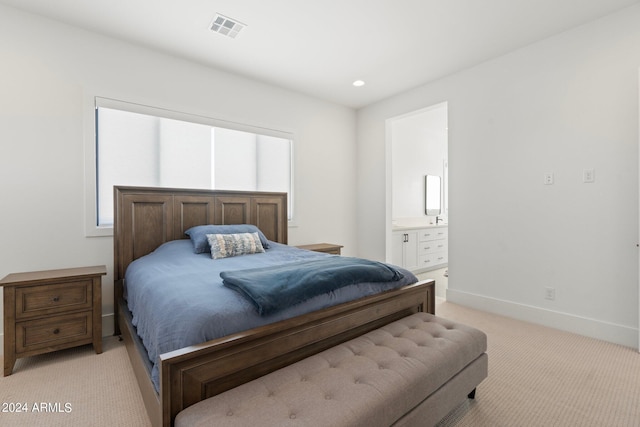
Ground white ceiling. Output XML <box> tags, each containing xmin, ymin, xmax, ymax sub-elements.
<box><xmin>2</xmin><ymin>0</ymin><xmax>639</xmax><ymax>108</ymax></box>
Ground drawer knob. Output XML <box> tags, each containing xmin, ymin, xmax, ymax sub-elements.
<box><xmin>53</xmin><ymin>328</ymin><xmax>60</xmax><ymax>335</ymax></box>
<box><xmin>52</xmin><ymin>296</ymin><xmax>60</xmax><ymax>302</ymax></box>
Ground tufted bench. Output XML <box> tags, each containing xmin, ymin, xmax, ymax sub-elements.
<box><xmin>175</xmin><ymin>312</ymin><xmax>487</xmax><ymax>427</ymax></box>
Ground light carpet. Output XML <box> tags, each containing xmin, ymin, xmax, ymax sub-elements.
<box><xmin>0</xmin><ymin>336</ymin><xmax>150</xmax><ymax>426</ymax></box>
<box><xmin>2</xmin><ymin>302</ymin><xmax>639</xmax><ymax>426</ymax></box>
<box><xmin>435</xmin><ymin>302</ymin><xmax>640</xmax><ymax>427</ymax></box>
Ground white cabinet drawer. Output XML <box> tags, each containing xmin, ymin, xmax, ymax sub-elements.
<box><xmin>433</xmin><ymin>252</ymin><xmax>448</xmax><ymax>265</ymax></box>
<box><xmin>418</xmin><ymin>239</ymin><xmax>447</xmax><ymax>255</ymax></box>
<box><xmin>418</xmin><ymin>228</ymin><xmax>448</xmax><ymax>242</ymax></box>
<box><xmin>417</xmin><ymin>251</ymin><xmax>448</xmax><ymax>269</ymax></box>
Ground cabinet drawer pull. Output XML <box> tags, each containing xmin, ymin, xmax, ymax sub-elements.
<box><xmin>52</xmin><ymin>296</ymin><xmax>60</xmax><ymax>302</ymax></box>
<box><xmin>53</xmin><ymin>328</ymin><xmax>60</xmax><ymax>335</ymax></box>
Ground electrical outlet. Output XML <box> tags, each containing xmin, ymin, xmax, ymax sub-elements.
<box><xmin>544</xmin><ymin>287</ymin><xmax>556</xmax><ymax>300</ymax></box>
<box><xmin>543</xmin><ymin>173</ymin><xmax>554</xmax><ymax>185</ymax></box>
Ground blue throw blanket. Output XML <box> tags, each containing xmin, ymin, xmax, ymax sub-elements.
<box><xmin>221</xmin><ymin>257</ymin><xmax>404</xmax><ymax>315</ymax></box>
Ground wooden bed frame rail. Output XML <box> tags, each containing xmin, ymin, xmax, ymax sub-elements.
<box><xmin>160</xmin><ymin>280</ymin><xmax>434</xmax><ymax>425</ymax></box>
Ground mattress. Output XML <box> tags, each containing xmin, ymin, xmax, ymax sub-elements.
<box><xmin>124</xmin><ymin>240</ymin><xmax>418</xmax><ymax>392</ymax></box>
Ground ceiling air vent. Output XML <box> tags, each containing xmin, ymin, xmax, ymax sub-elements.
<box><xmin>209</xmin><ymin>13</ymin><xmax>246</xmax><ymax>39</ymax></box>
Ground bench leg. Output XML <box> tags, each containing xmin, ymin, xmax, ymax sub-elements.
<box><xmin>468</xmin><ymin>388</ymin><xmax>477</xmax><ymax>399</ymax></box>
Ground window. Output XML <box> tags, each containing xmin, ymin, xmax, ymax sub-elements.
<box><xmin>93</xmin><ymin>98</ymin><xmax>293</xmax><ymax>228</ymax></box>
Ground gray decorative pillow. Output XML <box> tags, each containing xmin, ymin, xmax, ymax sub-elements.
<box><xmin>206</xmin><ymin>232</ymin><xmax>266</xmax><ymax>259</ymax></box>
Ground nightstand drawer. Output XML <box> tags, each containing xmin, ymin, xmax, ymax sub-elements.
<box><xmin>15</xmin><ymin>280</ymin><xmax>92</xmax><ymax>319</ymax></box>
<box><xmin>16</xmin><ymin>312</ymin><xmax>92</xmax><ymax>354</ymax></box>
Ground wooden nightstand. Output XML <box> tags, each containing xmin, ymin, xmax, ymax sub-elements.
<box><xmin>1</xmin><ymin>265</ymin><xmax>106</xmax><ymax>376</ymax></box>
<box><xmin>296</xmin><ymin>243</ymin><xmax>343</xmax><ymax>255</ymax></box>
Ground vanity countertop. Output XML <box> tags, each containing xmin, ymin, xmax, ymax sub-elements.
<box><xmin>392</xmin><ymin>222</ymin><xmax>448</xmax><ymax>231</ymax></box>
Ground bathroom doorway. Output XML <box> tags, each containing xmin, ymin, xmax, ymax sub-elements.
<box><xmin>387</xmin><ymin>102</ymin><xmax>449</xmax><ymax>299</ymax></box>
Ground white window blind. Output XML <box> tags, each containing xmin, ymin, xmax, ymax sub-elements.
<box><xmin>95</xmin><ymin>98</ymin><xmax>293</xmax><ymax>226</ymax></box>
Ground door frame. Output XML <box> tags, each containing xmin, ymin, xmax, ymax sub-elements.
<box><xmin>384</xmin><ymin>102</ymin><xmax>449</xmax><ymax>264</ymax></box>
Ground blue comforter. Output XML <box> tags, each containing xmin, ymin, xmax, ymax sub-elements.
<box><xmin>221</xmin><ymin>257</ymin><xmax>404</xmax><ymax>315</ymax></box>
<box><xmin>124</xmin><ymin>240</ymin><xmax>417</xmax><ymax>392</ymax></box>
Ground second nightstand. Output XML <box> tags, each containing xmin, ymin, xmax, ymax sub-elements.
<box><xmin>1</xmin><ymin>265</ymin><xmax>106</xmax><ymax>376</ymax></box>
<box><xmin>296</xmin><ymin>243</ymin><xmax>343</xmax><ymax>255</ymax></box>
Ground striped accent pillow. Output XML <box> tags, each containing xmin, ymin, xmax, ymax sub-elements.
<box><xmin>206</xmin><ymin>232</ymin><xmax>266</xmax><ymax>259</ymax></box>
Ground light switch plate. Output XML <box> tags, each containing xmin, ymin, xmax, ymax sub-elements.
<box><xmin>543</xmin><ymin>173</ymin><xmax>554</xmax><ymax>185</ymax></box>
<box><xmin>583</xmin><ymin>168</ymin><xmax>595</xmax><ymax>183</ymax></box>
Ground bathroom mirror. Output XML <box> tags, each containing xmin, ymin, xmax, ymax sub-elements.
<box><xmin>425</xmin><ymin>175</ymin><xmax>441</xmax><ymax>215</ymax></box>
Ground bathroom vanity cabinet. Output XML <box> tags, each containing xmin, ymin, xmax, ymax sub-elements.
<box><xmin>392</xmin><ymin>225</ymin><xmax>448</xmax><ymax>273</ymax></box>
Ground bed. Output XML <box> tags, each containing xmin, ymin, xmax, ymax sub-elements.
<box><xmin>113</xmin><ymin>186</ymin><xmax>435</xmax><ymax>427</ymax></box>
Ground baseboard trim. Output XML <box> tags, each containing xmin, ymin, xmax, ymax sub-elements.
<box><xmin>103</xmin><ymin>312</ymin><xmax>115</xmax><ymax>337</ymax></box>
<box><xmin>446</xmin><ymin>289</ymin><xmax>639</xmax><ymax>350</ymax></box>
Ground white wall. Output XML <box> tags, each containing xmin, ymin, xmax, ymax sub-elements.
<box><xmin>358</xmin><ymin>5</ymin><xmax>640</xmax><ymax>348</ymax></box>
<box><xmin>0</xmin><ymin>4</ymin><xmax>357</xmax><ymax>342</ymax></box>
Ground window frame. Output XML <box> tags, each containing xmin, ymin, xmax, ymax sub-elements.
<box><xmin>84</xmin><ymin>96</ymin><xmax>295</xmax><ymax>237</ymax></box>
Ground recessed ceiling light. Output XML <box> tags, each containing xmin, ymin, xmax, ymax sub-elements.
<box><xmin>210</xmin><ymin>13</ymin><xmax>246</xmax><ymax>39</ymax></box>
<box><xmin>352</xmin><ymin>80</ymin><xmax>366</xmax><ymax>87</ymax></box>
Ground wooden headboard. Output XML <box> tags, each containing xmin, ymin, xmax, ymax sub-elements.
<box><xmin>113</xmin><ymin>186</ymin><xmax>288</xmax><ymax>286</ymax></box>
